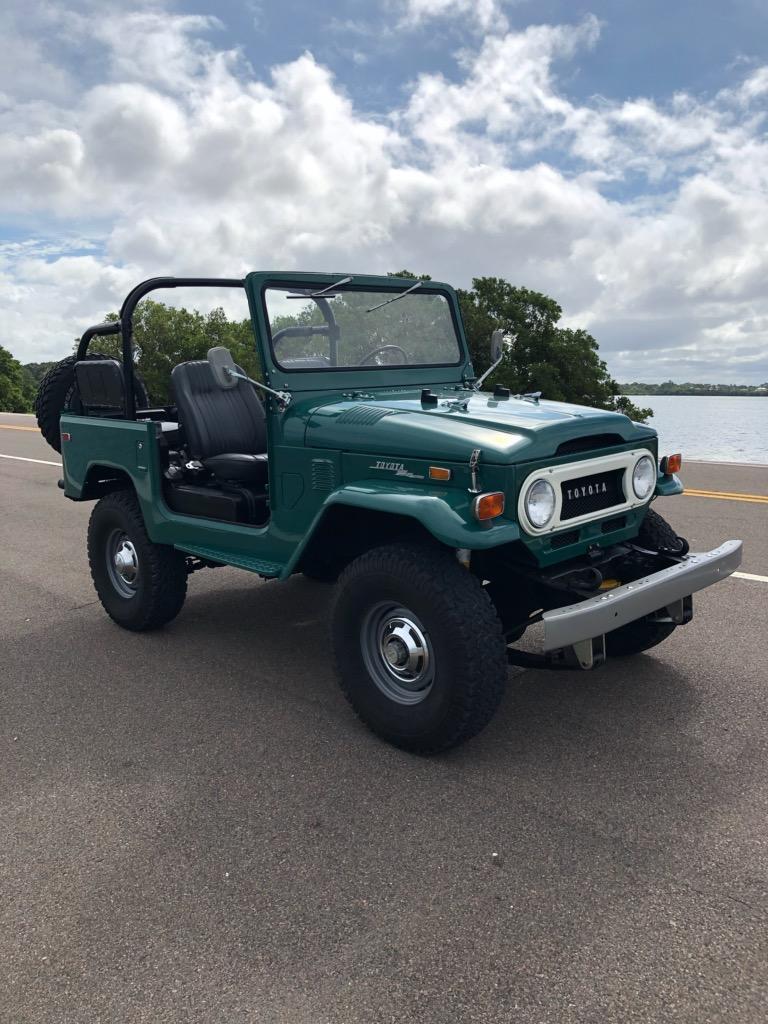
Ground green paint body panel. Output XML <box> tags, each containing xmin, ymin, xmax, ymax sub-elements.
<box><xmin>60</xmin><ymin>271</ymin><xmax>679</xmax><ymax>577</ymax></box>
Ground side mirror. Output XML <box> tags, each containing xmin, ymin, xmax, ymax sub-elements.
<box><xmin>208</xmin><ymin>346</ymin><xmax>238</xmax><ymax>389</ymax></box>
<box><xmin>490</xmin><ymin>329</ymin><xmax>505</xmax><ymax>364</ymax></box>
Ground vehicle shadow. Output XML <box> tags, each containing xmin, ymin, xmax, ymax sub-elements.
<box><xmin>176</xmin><ymin>571</ymin><xmax>703</xmax><ymax>743</ymax></box>
<box><xmin>176</xmin><ymin>573</ymin><xmax>705</xmax><ymax>783</ymax></box>
<box><xmin>177</xmin><ymin>574</ymin><xmax>738</xmax><ymax>844</ymax></box>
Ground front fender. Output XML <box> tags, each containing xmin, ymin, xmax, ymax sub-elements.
<box><xmin>655</xmin><ymin>471</ymin><xmax>683</xmax><ymax>497</ymax></box>
<box><xmin>280</xmin><ymin>483</ymin><xmax>521</xmax><ymax>578</ymax></box>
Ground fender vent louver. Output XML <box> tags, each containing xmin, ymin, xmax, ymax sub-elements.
<box><xmin>311</xmin><ymin>459</ymin><xmax>336</xmax><ymax>491</ymax></box>
<box><xmin>336</xmin><ymin>405</ymin><xmax>395</xmax><ymax>426</ymax></box>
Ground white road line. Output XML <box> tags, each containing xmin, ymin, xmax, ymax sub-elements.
<box><xmin>685</xmin><ymin>459</ymin><xmax>768</xmax><ymax>469</ymax></box>
<box><xmin>733</xmin><ymin>571</ymin><xmax>768</xmax><ymax>584</ymax></box>
<box><xmin>0</xmin><ymin>453</ymin><xmax>62</xmax><ymax>467</ymax></box>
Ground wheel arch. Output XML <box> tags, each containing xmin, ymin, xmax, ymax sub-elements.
<box><xmin>80</xmin><ymin>463</ymin><xmax>137</xmax><ymax>501</ymax></box>
<box><xmin>283</xmin><ymin>485</ymin><xmax>521</xmax><ymax>579</ymax></box>
<box><xmin>292</xmin><ymin>503</ymin><xmax>439</xmax><ymax>579</ymax></box>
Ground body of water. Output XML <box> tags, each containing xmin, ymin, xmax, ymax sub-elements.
<box><xmin>630</xmin><ymin>395</ymin><xmax>768</xmax><ymax>464</ymax></box>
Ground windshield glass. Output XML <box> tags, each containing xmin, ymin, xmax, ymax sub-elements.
<box><xmin>264</xmin><ymin>285</ymin><xmax>462</xmax><ymax>370</ymax></box>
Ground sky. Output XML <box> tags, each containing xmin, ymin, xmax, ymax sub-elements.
<box><xmin>1</xmin><ymin>0</ymin><xmax>768</xmax><ymax>383</ymax></box>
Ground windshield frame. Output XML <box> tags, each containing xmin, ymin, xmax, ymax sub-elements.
<box><xmin>257</xmin><ymin>276</ymin><xmax>468</xmax><ymax>380</ymax></box>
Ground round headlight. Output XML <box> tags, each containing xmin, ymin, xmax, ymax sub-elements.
<box><xmin>525</xmin><ymin>478</ymin><xmax>556</xmax><ymax>528</ymax></box>
<box><xmin>632</xmin><ymin>455</ymin><xmax>656</xmax><ymax>500</ymax></box>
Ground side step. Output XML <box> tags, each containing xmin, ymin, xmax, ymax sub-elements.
<box><xmin>175</xmin><ymin>544</ymin><xmax>284</xmax><ymax>578</ymax></box>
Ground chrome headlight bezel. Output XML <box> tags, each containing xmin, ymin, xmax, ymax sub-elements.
<box><xmin>524</xmin><ymin>478</ymin><xmax>556</xmax><ymax>528</ymax></box>
<box><xmin>632</xmin><ymin>455</ymin><xmax>656</xmax><ymax>500</ymax></box>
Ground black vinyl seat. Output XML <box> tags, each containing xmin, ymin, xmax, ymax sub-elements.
<box><xmin>74</xmin><ymin>359</ymin><xmax>125</xmax><ymax>413</ymax></box>
<box><xmin>171</xmin><ymin>360</ymin><xmax>268</xmax><ymax>487</ymax></box>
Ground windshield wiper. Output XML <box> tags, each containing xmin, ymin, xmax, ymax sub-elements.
<box><xmin>366</xmin><ymin>280</ymin><xmax>422</xmax><ymax>313</ymax></box>
<box><xmin>287</xmin><ymin>276</ymin><xmax>352</xmax><ymax>299</ymax></box>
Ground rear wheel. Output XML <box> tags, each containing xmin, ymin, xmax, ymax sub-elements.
<box><xmin>87</xmin><ymin>490</ymin><xmax>187</xmax><ymax>631</ymax></box>
<box><xmin>331</xmin><ymin>542</ymin><xmax>508</xmax><ymax>753</ymax></box>
<box><xmin>606</xmin><ymin>508</ymin><xmax>688</xmax><ymax>657</ymax></box>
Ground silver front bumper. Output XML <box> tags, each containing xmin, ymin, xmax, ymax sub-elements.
<box><xmin>542</xmin><ymin>539</ymin><xmax>743</xmax><ymax>653</ymax></box>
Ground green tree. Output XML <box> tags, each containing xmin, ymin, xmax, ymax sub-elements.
<box><xmin>92</xmin><ymin>301</ymin><xmax>261</xmax><ymax>404</ymax></box>
<box><xmin>456</xmin><ymin>277</ymin><xmax>651</xmax><ymax>421</ymax></box>
<box><xmin>0</xmin><ymin>344</ymin><xmax>35</xmax><ymax>412</ymax></box>
<box><xmin>22</xmin><ymin>361</ymin><xmax>57</xmax><ymax>385</ymax></box>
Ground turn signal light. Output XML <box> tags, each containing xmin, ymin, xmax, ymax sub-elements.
<box><xmin>472</xmin><ymin>491</ymin><xmax>505</xmax><ymax>521</ymax></box>
<box><xmin>660</xmin><ymin>453</ymin><xmax>682</xmax><ymax>475</ymax></box>
<box><xmin>429</xmin><ymin>466</ymin><xmax>452</xmax><ymax>481</ymax></box>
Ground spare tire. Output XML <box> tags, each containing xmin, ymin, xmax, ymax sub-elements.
<box><xmin>35</xmin><ymin>353</ymin><xmax>150</xmax><ymax>453</ymax></box>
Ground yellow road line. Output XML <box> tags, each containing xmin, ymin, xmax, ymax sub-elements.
<box><xmin>0</xmin><ymin>423</ymin><xmax>38</xmax><ymax>431</ymax></box>
<box><xmin>684</xmin><ymin>488</ymin><xmax>768</xmax><ymax>505</ymax></box>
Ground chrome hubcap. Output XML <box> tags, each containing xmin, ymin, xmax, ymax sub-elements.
<box><xmin>106</xmin><ymin>530</ymin><xmax>139</xmax><ymax>598</ymax></box>
<box><xmin>361</xmin><ymin>603</ymin><xmax>434</xmax><ymax>705</ymax></box>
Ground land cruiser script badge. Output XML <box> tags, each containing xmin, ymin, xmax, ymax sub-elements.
<box><xmin>370</xmin><ymin>460</ymin><xmax>424</xmax><ymax>480</ymax></box>
<box><xmin>565</xmin><ymin>482</ymin><xmax>608</xmax><ymax>500</ymax></box>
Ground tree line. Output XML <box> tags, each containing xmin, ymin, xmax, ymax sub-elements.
<box><xmin>619</xmin><ymin>380</ymin><xmax>767</xmax><ymax>397</ymax></box>
<box><xmin>0</xmin><ymin>274</ymin><xmax>652</xmax><ymax>422</ymax></box>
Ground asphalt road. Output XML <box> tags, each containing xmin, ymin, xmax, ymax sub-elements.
<box><xmin>2</xmin><ymin>412</ymin><xmax>767</xmax><ymax>1024</ymax></box>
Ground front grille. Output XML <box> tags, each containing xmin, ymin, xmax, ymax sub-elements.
<box><xmin>560</xmin><ymin>469</ymin><xmax>624</xmax><ymax>521</ymax></box>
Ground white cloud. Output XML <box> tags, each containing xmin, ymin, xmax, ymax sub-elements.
<box><xmin>397</xmin><ymin>0</ymin><xmax>509</xmax><ymax>32</ymax></box>
<box><xmin>0</xmin><ymin>5</ymin><xmax>767</xmax><ymax>382</ymax></box>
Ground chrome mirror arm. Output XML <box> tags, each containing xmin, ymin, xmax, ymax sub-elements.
<box><xmin>224</xmin><ymin>367</ymin><xmax>292</xmax><ymax>409</ymax></box>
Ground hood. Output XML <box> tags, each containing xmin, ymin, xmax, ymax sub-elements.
<box><xmin>305</xmin><ymin>387</ymin><xmax>654</xmax><ymax>463</ymax></box>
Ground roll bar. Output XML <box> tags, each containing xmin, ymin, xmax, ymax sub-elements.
<box><xmin>77</xmin><ymin>277</ymin><xmax>244</xmax><ymax>419</ymax></box>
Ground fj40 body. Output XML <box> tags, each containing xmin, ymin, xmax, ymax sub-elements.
<box><xmin>36</xmin><ymin>273</ymin><xmax>743</xmax><ymax>752</ymax></box>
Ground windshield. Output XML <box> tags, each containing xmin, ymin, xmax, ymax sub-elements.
<box><xmin>264</xmin><ymin>285</ymin><xmax>462</xmax><ymax>371</ymax></box>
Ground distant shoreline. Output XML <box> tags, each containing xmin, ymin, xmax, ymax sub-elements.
<box><xmin>620</xmin><ymin>387</ymin><xmax>767</xmax><ymax>398</ymax></box>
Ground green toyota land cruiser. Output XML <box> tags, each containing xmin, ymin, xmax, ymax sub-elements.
<box><xmin>36</xmin><ymin>273</ymin><xmax>742</xmax><ymax>753</ymax></box>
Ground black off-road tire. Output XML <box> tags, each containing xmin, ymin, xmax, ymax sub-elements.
<box><xmin>331</xmin><ymin>542</ymin><xmax>508</xmax><ymax>754</ymax></box>
<box><xmin>35</xmin><ymin>353</ymin><xmax>150</xmax><ymax>453</ymax></box>
<box><xmin>606</xmin><ymin>508</ymin><xmax>688</xmax><ymax>657</ymax></box>
<box><xmin>636</xmin><ymin>506</ymin><xmax>689</xmax><ymax>556</ymax></box>
<box><xmin>88</xmin><ymin>489</ymin><xmax>187</xmax><ymax>632</ymax></box>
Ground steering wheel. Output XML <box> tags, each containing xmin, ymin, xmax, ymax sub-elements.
<box><xmin>357</xmin><ymin>344</ymin><xmax>409</xmax><ymax>366</ymax></box>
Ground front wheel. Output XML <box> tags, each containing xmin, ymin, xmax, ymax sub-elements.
<box><xmin>87</xmin><ymin>490</ymin><xmax>188</xmax><ymax>631</ymax></box>
<box><xmin>331</xmin><ymin>543</ymin><xmax>508</xmax><ymax>753</ymax></box>
<box><xmin>605</xmin><ymin>508</ymin><xmax>688</xmax><ymax>657</ymax></box>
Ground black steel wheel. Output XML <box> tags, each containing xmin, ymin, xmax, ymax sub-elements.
<box><xmin>88</xmin><ymin>490</ymin><xmax>187</xmax><ymax>631</ymax></box>
<box><xmin>331</xmin><ymin>542</ymin><xmax>508</xmax><ymax>753</ymax></box>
